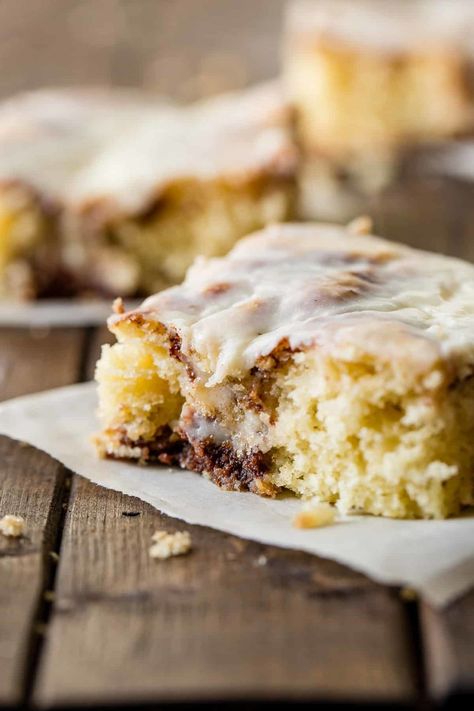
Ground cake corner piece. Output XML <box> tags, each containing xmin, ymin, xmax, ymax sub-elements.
<box><xmin>95</xmin><ymin>220</ymin><xmax>474</xmax><ymax>519</ymax></box>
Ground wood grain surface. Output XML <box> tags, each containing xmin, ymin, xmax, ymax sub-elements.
<box><xmin>35</xmin><ymin>477</ymin><xmax>416</xmax><ymax>707</ymax></box>
<box><xmin>0</xmin><ymin>329</ymin><xmax>83</xmax><ymax>706</ymax></box>
<box><xmin>422</xmin><ymin>594</ymin><xmax>474</xmax><ymax>704</ymax></box>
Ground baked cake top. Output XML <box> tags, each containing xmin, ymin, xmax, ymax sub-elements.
<box><xmin>287</xmin><ymin>0</ymin><xmax>474</xmax><ymax>55</ymax></box>
<box><xmin>0</xmin><ymin>84</ymin><xmax>295</xmax><ymax>216</ymax></box>
<box><xmin>112</xmin><ymin>221</ymin><xmax>474</xmax><ymax>386</ymax></box>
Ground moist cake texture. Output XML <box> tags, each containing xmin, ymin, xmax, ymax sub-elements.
<box><xmin>95</xmin><ymin>221</ymin><xmax>474</xmax><ymax>519</ymax></box>
<box><xmin>0</xmin><ymin>84</ymin><xmax>296</xmax><ymax>299</ymax></box>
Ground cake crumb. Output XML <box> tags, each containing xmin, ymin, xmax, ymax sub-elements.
<box><xmin>400</xmin><ymin>586</ymin><xmax>418</xmax><ymax>602</ymax></box>
<box><xmin>0</xmin><ymin>514</ymin><xmax>26</xmax><ymax>538</ymax></box>
<box><xmin>347</xmin><ymin>215</ymin><xmax>373</xmax><ymax>236</ymax></box>
<box><xmin>112</xmin><ymin>296</ymin><xmax>125</xmax><ymax>315</ymax></box>
<box><xmin>293</xmin><ymin>502</ymin><xmax>336</xmax><ymax>529</ymax></box>
<box><xmin>149</xmin><ymin>530</ymin><xmax>192</xmax><ymax>560</ymax></box>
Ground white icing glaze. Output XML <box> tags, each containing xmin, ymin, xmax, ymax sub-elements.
<box><xmin>0</xmin><ymin>83</ymin><xmax>294</xmax><ymax>215</ymax></box>
<box><xmin>115</xmin><ymin>223</ymin><xmax>474</xmax><ymax>385</ymax></box>
<box><xmin>287</xmin><ymin>0</ymin><xmax>474</xmax><ymax>55</ymax></box>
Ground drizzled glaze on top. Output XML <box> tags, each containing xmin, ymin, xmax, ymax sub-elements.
<box><xmin>0</xmin><ymin>83</ymin><xmax>295</xmax><ymax>217</ymax></box>
<box><xmin>112</xmin><ymin>222</ymin><xmax>474</xmax><ymax>386</ymax></box>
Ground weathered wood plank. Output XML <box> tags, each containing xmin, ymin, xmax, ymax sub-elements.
<box><xmin>0</xmin><ymin>0</ymin><xmax>285</xmax><ymax>102</ymax></box>
<box><xmin>0</xmin><ymin>439</ymin><xmax>67</xmax><ymax>706</ymax></box>
<box><xmin>0</xmin><ymin>328</ymin><xmax>85</xmax><ymax>400</ymax></box>
<box><xmin>367</xmin><ymin>178</ymin><xmax>474</xmax><ymax>259</ymax></box>
<box><xmin>370</xmin><ymin>179</ymin><xmax>456</xmax><ymax>256</ymax></box>
<box><xmin>36</xmin><ymin>475</ymin><xmax>417</xmax><ymax>707</ymax></box>
<box><xmin>421</xmin><ymin>594</ymin><xmax>474</xmax><ymax>704</ymax></box>
<box><xmin>0</xmin><ymin>0</ymin><xmax>116</xmax><ymax>99</ymax></box>
<box><xmin>0</xmin><ymin>329</ymin><xmax>84</xmax><ymax>706</ymax></box>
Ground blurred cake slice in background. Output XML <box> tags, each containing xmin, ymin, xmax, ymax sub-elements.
<box><xmin>0</xmin><ymin>84</ymin><xmax>297</xmax><ymax>300</ymax></box>
<box><xmin>284</xmin><ymin>0</ymin><xmax>474</xmax><ymax>219</ymax></box>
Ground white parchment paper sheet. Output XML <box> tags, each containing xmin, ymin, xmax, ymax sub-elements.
<box><xmin>0</xmin><ymin>382</ymin><xmax>472</xmax><ymax>607</ymax></box>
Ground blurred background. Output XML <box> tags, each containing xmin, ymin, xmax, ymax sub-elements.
<box><xmin>0</xmin><ymin>0</ymin><xmax>285</xmax><ymax>101</ymax></box>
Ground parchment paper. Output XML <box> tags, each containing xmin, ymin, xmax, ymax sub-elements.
<box><xmin>0</xmin><ymin>381</ymin><xmax>472</xmax><ymax>608</ymax></box>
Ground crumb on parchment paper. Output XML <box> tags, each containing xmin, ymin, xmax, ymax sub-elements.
<box><xmin>149</xmin><ymin>530</ymin><xmax>192</xmax><ymax>560</ymax></box>
<box><xmin>293</xmin><ymin>502</ymin><xmax>336</xmax><ymax>529</ymax></box>
<box><xmin>0</xmin><ymin>514</ymin><xmax>26</xmax><ymax>538</ymax></box>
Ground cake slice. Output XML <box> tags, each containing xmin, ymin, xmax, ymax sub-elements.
<box><xmin>285</xmin><ymin>0</ymin><xmax>474</xmax><ymax>162</ymax></box>
<box><xmin>0</xmin><ymin>84</ymin><xmax>296</xmax><ymax>299</ymax></box>
<box><xmin>95</xmin><ymin>220</ymin><xmax>474</xmax><ymax>519</ymax></box>
<box><xmin>284</xmin><ymin>0</ymin><xmax>474</xmax><ymax>214</ymax></box>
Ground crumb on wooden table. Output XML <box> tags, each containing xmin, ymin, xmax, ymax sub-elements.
<box><xmin>400</xmin><ymin>586</ymin><xmax>418</xmax><ymax>602</ymax></box>
<box><xmin>293</xmin><ymin>502</ymin><xmax>336</xmax><ymax>529</ymax></box>
<box><xmin>149</xmin><ymin>530</ymin><xmax>192</xmax><ymax>560</ymax></box>
<box><xmin>0</xmin><ymin>514</ymin><xmax>26</xmax><ymax>538</ymax></box>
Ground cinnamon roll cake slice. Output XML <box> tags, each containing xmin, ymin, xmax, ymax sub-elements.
<box><xmin>95</xmin><ymin>221</ymin><xmax>474</xmax><ymax>519</ymax></box>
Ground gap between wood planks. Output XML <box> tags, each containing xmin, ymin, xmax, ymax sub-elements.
<box><xmin>22</xmin><ymin>327</ymin><xmax>97</xmax><ymax>705</ymax></box>
<box><xmin>34</xmin><ymin>477</ymin><xmax>419</xmax><ymax>707</ymax></box>
<box><xmin>0</xmin><ymin>328</ymin><xmax>88</xmax><ymax>706</ymax></box>
<box><xmin>20</xmin><ymin>462</ymin><xmax>73</xmax><ymax>704</ymax></box>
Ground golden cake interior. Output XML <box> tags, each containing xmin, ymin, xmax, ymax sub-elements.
<box><xmin>285</xmin><ymin>42</ymin><xmax>473</xmax><ymax>161</ymax></box>
<box><xmin>74</xmin><ymin>174</ymin><xmax>294</xmax><ymax>296</ymax></box>
<box><xmin>96</xmin><ymin>314</ymin><xmax>474</xmax><ymax>519</ymax></box>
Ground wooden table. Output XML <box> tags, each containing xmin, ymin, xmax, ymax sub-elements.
<box><xmin>0</xmin><ymin>1</ymin><xmax>474</xmax><ymax>708</ymax></box>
